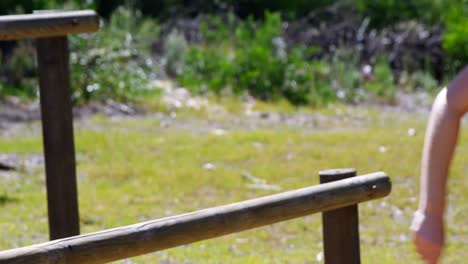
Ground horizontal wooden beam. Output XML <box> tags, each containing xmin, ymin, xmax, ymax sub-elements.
<box><xmin>0</xmin><ymin>172</ymin><xmax>391</xmax><ymax>264</ymax></box>
<box><xmin>0</xmin><ymin>10</ymin><xmax>99</xmax><ymax>40</ymax></box>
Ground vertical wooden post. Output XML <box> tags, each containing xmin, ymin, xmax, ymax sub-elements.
<box><xmin>319</xmin><ymin>168</ymin><xmax>360</xmax><ymax>264</ymax></box>
<box><xmin>36</xmin><ymin>23</ymin><xmax>80</xmax><ymax>239</ymax></box>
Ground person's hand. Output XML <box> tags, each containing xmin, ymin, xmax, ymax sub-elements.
<box><xmin>411</xmin><ymin>211</ymin><xmax>444</xmax><ymax>264</ymax></box>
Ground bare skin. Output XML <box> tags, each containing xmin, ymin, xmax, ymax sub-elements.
<box><xmin>411</xmin><ymin>66</ymin><xmax>468</xmax><ymax>263</ymax></box>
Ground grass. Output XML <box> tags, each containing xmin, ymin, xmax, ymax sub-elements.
<box><xmin>0</xmin><ymin>103</ymin><xmax>466</xmax><ymax>263</ymax></box>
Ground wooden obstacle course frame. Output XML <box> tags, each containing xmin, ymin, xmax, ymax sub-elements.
<box><xmin>0</xmin><ymin>10</ymin><xmax>393</xmax><ymax>264</ymax></box>
<box><xmin>0</xmin><ymin>172</ymin><xmax>391</xmax><ymax>264</ymax></box>
<box><xmin>0</xmin><ymin>10</ymin><xmax>100</xmax><ymax>240</ymax></box>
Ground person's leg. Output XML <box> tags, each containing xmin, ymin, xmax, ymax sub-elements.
<box><xmin>412</xmin><ymin>66</ymin><xmax>468</xmax><ymax>263</ymax></box>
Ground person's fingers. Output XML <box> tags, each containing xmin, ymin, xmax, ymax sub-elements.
<box><xmin>413</xmin><ymin>233</ymin><xmax>442</xmax><ymax>263</ymax></box>
<box><xmin>413</xmin><ymin>233</ymin><xmax>439</xmax><ymax>261</ymax></box>
<box><xmin>417</xmin><ymin>246</ymin><xmax>437</xmax><ymax>263</ymax></box>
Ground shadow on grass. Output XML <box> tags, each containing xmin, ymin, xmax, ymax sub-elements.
<box><xmin>0</xmin><ymin>194</ymin><xmax>18</xmax><ymax>206</ymax></box>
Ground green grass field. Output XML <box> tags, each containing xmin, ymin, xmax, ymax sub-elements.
<box><xmin>0</xmin><ymin>103</ymin><xmax>466</xmax><ymax>263</ymax></box>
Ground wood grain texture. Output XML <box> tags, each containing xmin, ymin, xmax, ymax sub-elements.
<box><xmin>36</xmin><ymin>35</ymin><xmax>80</xmax><ymax>240</ymax></box>
<box><xmin>0</xmin><ymin>10</ymin><xmax>99</xmax><ymax>40</ymax></box>
<box><xmin>0</xmin><ymin>172</ymin><xmax>391</xmax><ymax>264</ymax></box>
<box><xmin>320</xmin><ymin>168</ymin><xmax>361</xmax><ymax>264</ymax></box>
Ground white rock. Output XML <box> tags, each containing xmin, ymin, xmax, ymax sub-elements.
<box><xmin>212</xmin><ymin>129</ymin><xmax>227</xmax><ymax>136</ymax></box>
<box><xmin>379</xmin><ymin>146</ymin><xmax>387</xmax><ymax>153</ymax></box>
<box><xmin>203</xmin><ymin>163</ymin><xmax>216</xmax><ymax>170</ymax></box>
<box><xmin>408</xmin><ymin>128</ymin><xmax>416</xmax><ymax>136</ymax></box>
<box><xmin>316</xmin><ymin>252</ymin><xmax>324</xmax><ymax>262</ymax></box>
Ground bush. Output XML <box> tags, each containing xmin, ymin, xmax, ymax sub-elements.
<box><xmin>163</xmin><ymin>30</ymin><xmax>188</xmax><ymax>77</ymax></box>
<box><xmin>411</xmin><ymin>71</ymin><xmax>438</xmax><ymax>92</ymax></box>
<box><xmin>283</xmin><ymin>52</ymin><xmax>335</xmax><ymax>106</ymax></box>
<box><xmin>178</xmin><ymin>46</ymin><xmax>233</xmax><ymax>95</ymax></box>
<box><xmin>364</xmin><ymin>55</ymin><xmax>396</xmax><ymax>103</ymax></box>
<box><xmin>356</xmin><ymin>0</ymin><xmax>447</xmax><ymax>28</ymax></box>
<box><xmin>0</xmin><ymin>6</ymin><xmax>159</xmax><ymax>104</ymax></box>
<box><xmin>231</xmin><ymin>13</ymin><xmax>286</xmax><ymax>99</ymax></box>
<box><xmin>356</xmin><ymin>0</ymin><xmax>467</xmax><ymax>75</ymax></box>
<box><xmin>329</xmin><ymin>49</ymin><xmax>361</xmax><ymax>103</ymax></box>
<box><xmin>176</xmin><ymin>12</ymin><xmax>414</xmax><ymax>106</ymax></box>
<box><xmin>177</xmin><ymin>12</ymin><xmax>339</xmax><ymax>106</ymax></box>
<box><xmin>227</xmin><ymin>0</ymin><xmax>337</xmax><ymax>20</ymax></box>
<box><xmin>177</xmin><ymin>9</ymin><xmax>422</xmax><ymax>107</ymax></box>
<box><xmin>0</xmin><ymin>41</ymin><xmax>37</xmax><ymax>99</ymax></box>
<box><xmin>69</xmin><ymin>7</ymin><xmax>159</xmax><ymax>103</ymax></box>
<box><xmin>443</xmin><ymin>1</ymin><xmax>468</xmax><ymax>74</ymax></box>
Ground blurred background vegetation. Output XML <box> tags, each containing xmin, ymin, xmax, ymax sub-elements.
<box><xmin>0</xmin><ymin>0</ymin><xmax>467</xmax><ymax>106</ymax></box>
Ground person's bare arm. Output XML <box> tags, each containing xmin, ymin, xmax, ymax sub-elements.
<box><xmin>412</xmin><ymin>66</ymin><xmax>468</xmax><ymax>263</ymax></box>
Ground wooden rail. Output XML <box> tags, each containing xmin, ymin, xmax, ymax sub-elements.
<box><xmin>0</xmin><ymin>172</ymin><xmax>391</xmax><ymax>264</ymax></box>
<box><xmin>0</xmin><ymin>10</ymin><xmax>99</xmax><ymax>40</ymax></box>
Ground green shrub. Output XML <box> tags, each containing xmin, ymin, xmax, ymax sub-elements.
<box><xmin>231</xmin><ymin>13</ymin><xmax>286</xmax><ymax>99</ymax></box>
<box><xmin>69</xmin><ymin>7</ymin><xmax>159</xmax><ymax>103</ymax></box>
<box><xmin>356</xmin><ymin>0</ymin><xmax>467</xmax><ymax>75</ymax></box>
<box><xmin>443</xmin><ymin>1</ymin><xmax>468</xmax><ymax>74</ymax></box>
<box><xmin>0</xmin><ymin>6</ymin><xmax>159</xmax><ymax>103</ymax></box>
<box><xmin>356</xmin><ymin>0</ymin><xmax>447</xmax><ymax>28</ymax></box>
<box><xmin>364</xmin><ymin>55</ymin><xmax>396</xmax><ymax>103</ymax></box>
<box><xmin>329</xmin><ymin>49</ymin><xmax>361</xmax><ymax>103</ymax></box>
<box><xmin>163</xmin><ymin>30</ymin><xmax>188</xmax><ymax>77</ymax></box>
<box><xmin>283</xmin><ymin>49</ymin><xmax>335</xmax><ymax>106</ymax></box>
<box><xmin>178</xmin><ymin>13</ymin><xmax>304</xmax><ymax>103</ymax></box>
<box><xmin>230</xmin><ymin>0</ymin><xmax>337</xmax><ymax>19</ymax></box>
<box><xmin>176</xmin><ymin>12</ymin><xmax>366</xmax><ymax>106</ymax></box>
<box><xmin>409</xmin><ymin>71</ymin><xmax>438</xmax><ymax>91</ymax></box>
<box><xmin>178</xmin><ymin>46</ymin><xmax>233</xmax><ymax>95</ymax></box>
<box><xmin>0</xmin><ymin>41</ymin><xmax>37</xmax><ymax>99</ymax></box>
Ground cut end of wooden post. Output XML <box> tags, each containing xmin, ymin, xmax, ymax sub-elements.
<box><xmin>319</xmin><ymin>168</ymin><xmax>356</xmax><ymax>183</ymax></box>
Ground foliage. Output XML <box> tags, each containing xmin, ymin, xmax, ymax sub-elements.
<box><xmin>356</xmin><ymin>0</ymin><xmax>448</xmax><ymax>28</ymax></box>
<box><xmin>163</xmin><ymin>30</ymin><xmax>188</xmax><ymax>77</ymax></box>
<box><xmin>2</xmin><ymin>0</ymin><xmax>464</xmax><ymax>105</ymax></box>
<box><xmin>178</xmin><ymin>46</ymin><xmax>233</xmax><ymax>95</ymax></box>
<box><xmin>176</xmin><ymin>12</ymin><xmax>407</xmax><ymax>106</ymax></box>
<box><xmin>400</xmin><ymin>71</ymin><xmax>438</xmax><ymax>92</ymax></box>
<box><xmin>68</xmin><ymin>7</ymin><xmax>159</xmax><ymax>103</ymax></box>
<box><xmin>0</xmin><ymin>6</ymin><xmax>159</xmax><ymax>104</ymax></box>
<box><xmin>442</xmin><ymin>1</ymin><xmax>468</xmax><ymax>74</ymax></box>
<box><xmin>226</xmin><ymin>0</ymin><xmax>337</xmax><ymax>19</ymax></box>
<box><xmin>283</xmin><ymin>49</ymin><xmax>335</xmax><ymax>105</ymax></box>
<box><xmin>109</xmin><ymin>0</ymin><xmax>336</xmax><ymax>20</ymax></box>
<box><xmin>0</xmin><ymin>0</ymin><xmax>336</xmax><ymax>19</ymax></box>
<box><xmin>329</xmin><ymin>49</ymin><xmax>362</xmax><ymax>103</ymax></box>
<box><xmin>364</xmin><ymin>55</ymin><xmax>396</xmax><ymax>103</ymax></box>
<box><xmin>177</xmin><ymin>13</ymin><xmax>339</xmax><ymax>106</ymax></box>
<box><xmin>231</xmin><ymin>14</ymin><xmax>285</xmax><ymax>100</ymax></box>
<box><xmin>356</xmin><ymin>0</ymin><xmax>468</xmax><ymax>74</ymax></box>
<box><xmin>0</xmin><ymin>41</ymin><xmax>37</xmax><ymax>99</ymax></box>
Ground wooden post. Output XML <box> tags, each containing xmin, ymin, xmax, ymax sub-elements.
<box><xmin>35</xmin><ymin>11</ymin><xmax>79</xmax><ymax>240</ymax></box>
<box><xmin>0</xmin><ymin>9</ymin><xmax>99</xmax><ymax>240</ymax></box>
<box><xmin>319</xmin><ymin>168</ymin><xmax>360</xmax><ymax>264</ymax></box>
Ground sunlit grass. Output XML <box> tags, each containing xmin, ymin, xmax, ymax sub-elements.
<box><xmin>0</xmin><ymin>104</ymin><xmax>466</xmax><ymax>263</ymax></box>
